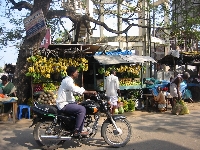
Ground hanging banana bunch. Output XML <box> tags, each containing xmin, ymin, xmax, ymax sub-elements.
<box><xmin>26</xmin><ymin>54</ymin><xmax>89</xmax><ymax>80</ymax></box>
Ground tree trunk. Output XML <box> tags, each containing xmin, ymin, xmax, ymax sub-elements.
<box><xmin>13</xmin><ymin>0</ymin><xmax>51</xmax><ymax>104</ymax></box>
<box><xmin>71</xmin><ymin>21</ymin><xmax>81</xmax><ymax>44</ymax></box>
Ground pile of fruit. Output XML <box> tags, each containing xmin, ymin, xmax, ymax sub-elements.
<box><xmin>115</xmin><ymin>98</ymin><xmax>136</xmax><ymax>114</ymax></box>
<box><xmin>98</xmin><ymin>78</ymin><xmax>141</xmax><ymax>87</ymax></box>
<box><xmin>98</xmin><ymin>65</ymin><xmax>141</xmax><ymax>76</ymax></box>
<box><xmin>119</xmin><ymin>78</ymin><xmax>141</xmax><ymax>86</ymax></box>
<box><xmin>181</xmin><ymin>51</ymin><xmax>200</xmax><ymax>56</ymax></box>
<box><xmin>37</xmin><ymin>91</ymin><xmax>57</xmax><ymax>105</ymax></box>
<box><xmin>42</xmin><ymin>83</ymin><xmax>58</xmax><ymax>92</ymax></box>
<box><xmin>172</xmin><ymin>100</ymin><xmax>189</xmax><ymax>115</ymax></box>
<box><xmin>26</xmin><ymin>55</ymin><xmax>88</xmax><ymax>79</ymax></box>
<box><xmin>33</xmin><ymin>84</ymin><xmax>43</xmax><ymax>93</ymax></box>
<box><xmin>0</xmin><ymin>94</ymin><xmax>5</xmax><ymax>98</ymax></box>
<box><xmin>33</xmin><ymin>83</ymin><xmax>59</xmax><ymax>93</ymax></box>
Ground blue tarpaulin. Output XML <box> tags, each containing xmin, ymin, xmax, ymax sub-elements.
<box><xmin>95</xmin><ymin>49</ymin><xmax>132</xmax><ymax>55</ymax></box>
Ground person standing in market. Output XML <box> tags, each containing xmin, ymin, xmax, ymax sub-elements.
<box><xmin>56</xmin><ymin>66</ymin><xmax>97</xmax><ymax>137</ymax></box>
<box><xmin>170</xmin><ymin>72</ymin><xmax>190</xmax><ymax>108</ymax></box>
<box><xmin>104</xmin><ymin>69</ymin><xmax>121</xmax><ymax>115</ymax></box>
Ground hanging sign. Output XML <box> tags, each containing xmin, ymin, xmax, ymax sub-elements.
<box><xmin>24</xmin><ymin>9</ymin><xmax>47</xmax><ymax>39</ymax></box>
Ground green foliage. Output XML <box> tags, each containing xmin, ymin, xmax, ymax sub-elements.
<box><xmin>53</xmin><ymin>30</ymin><xmax>71</xmax><ymax>44</ymax></box>
<box><xmin>170</xmin><ymin>0</ymin><xmax>200</xmax><ymax>42</ymax></box>
<box><xmin>0</xmin><ymin>67</ymin><xmax>3</xmax><ymax>73</ymax></box>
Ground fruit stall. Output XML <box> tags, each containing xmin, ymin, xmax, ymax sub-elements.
<box><xmin>25</xmin><ymin>44</ymin><xmax>101</xmax><ymax>105</ymax></box>
<box><xmin>92</xmin><ymin>54</ymin><xmax>156</xmax><ymax>113</ymax></box>
<box><xmin>93</xmin><ymin>54</ymin><xmax>156</xmax><ymax>91</ymax></box>
<box><xmin>25</xmin><ymin>44</ymin><xmax>156</xmax><ymax>108</ymax></box>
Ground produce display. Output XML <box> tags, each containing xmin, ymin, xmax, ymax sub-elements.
<box><xmin>172</xmin><ymin>100</ymin><xmax>189</xmax><ymax>115</ymax></box>
<box><xmin>181</xmin><ymin>51</ymin><xmax>200</xmax><ymax>56</ymax></box>
<box><xmin>26</xmin><ymin>55</ymin><xmax>88</xmax><ymax>80</ymax></box>
<box><xmin>37</xmin><ymin>91</ymin><xmax>57</xmax><ymax>105</ymax></box>
<box><xmin>33</xmin><ymin>83</ymin><xmax>60</xmax><ymax>93</ymax></box>
<box><xmin>42</xmin><ymin>83</ymin><xmax>59</xmax><ymax>92</ymax></box>
<box><xmin>98</xmin><ymin>65</ymin><xmax>141</xmax><ymax>76</ymax></box>
<box><xmin>119</xmin><ymin>78</ymin><xmax>141</xmax><ymax>86</ymax></box>
<box><xmin>98</xmin><ymin>64</ymin><xmax>141</xmax><ymax>88</ymax></box>
<box><xmin>119</xmin><ymin>99</ymin><xmax>135</xmax><ymax>112</ymax></box>
<box><xmin>0</xmin><ymin>94</ymin><xmax>5</xmax><ymax>98</ymax></box>
<box><xmin>98</xmin><ymin>78</ymin><xmax>141</xmax><ymax>87</ymax></box>
<box><xmin>33</xmin><ymin>84</ymin><xmax>43</xmax><ymax>93</ymax></box>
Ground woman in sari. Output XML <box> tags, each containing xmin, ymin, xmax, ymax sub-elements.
<box><xmin>0</xmin><ymin>75</ymin><xmax>16</xmax><ymax>113</ymax></box>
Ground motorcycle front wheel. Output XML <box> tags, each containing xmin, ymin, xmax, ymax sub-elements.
<box><xmin>33</xmin><ymin>121</ymin><xmax>65</xmax><ymax>150</ymax></box>
<box><xmin>101</xmin><ymin>118</ymin><xmax>132</xmax><ymax>148</ymax></box>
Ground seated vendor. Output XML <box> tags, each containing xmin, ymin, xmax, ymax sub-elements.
<box><xmin>0</xmin><ymin>75</ymin><xmax>16</xmax><ymax>97</ymax></box>
<box><xmin>0</xmin><ymin>75</ymin><xmax>16</xmax><ymax>113</ymax></box>
<box><xmin>153</xmin><ymin>86</ymin><xmax>166</xmax><ymax>111</ymax></box>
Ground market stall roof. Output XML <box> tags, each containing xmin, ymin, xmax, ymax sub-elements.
<box><xmin>93</xmin><ymin>55</ymin><xmax>156</xmax><ymax>65</ymax></box>
<box><xmin>151</xmin><ymin>36</ymin><xmax>165</xmax><ymax>45</ymax></box>
<box><xmin>158</xmin><ymin>51</ymin><xmax>200</xmax><ymax>65</ymax></box>
<box><xmin>48</xmin><ymin>44</ymin><xmax>102</xmax><ymax>54</ymax></box>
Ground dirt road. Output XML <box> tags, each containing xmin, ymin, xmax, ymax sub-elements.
<box><xmin>0</xmin><ymin>102</ymin><xmax>200</xmax><ymax>150</ymax></box>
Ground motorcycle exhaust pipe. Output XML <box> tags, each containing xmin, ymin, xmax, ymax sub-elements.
<box><xmin>41</xmin><ymin>135</ymin><xmax>71</xmax><ymax>140</ymax></box>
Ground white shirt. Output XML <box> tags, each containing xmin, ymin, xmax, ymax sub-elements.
<box><xmin>56</xmin><ymin>76</ymin><xmax>85</xmax><ymax>110</ymax></box>
<box><xmin>104</xmin><ymin>74</ymin><xmax>119</xmax><ymax>97</ymax></box>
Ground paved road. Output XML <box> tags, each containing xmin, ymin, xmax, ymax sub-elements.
<box><xmin>1</xmin><ymin>106</ymin><xmax>200</xmax><ymax>150</ymax></box>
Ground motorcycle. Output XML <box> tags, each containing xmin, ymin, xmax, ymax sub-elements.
<box><xmin>30</xmin><ymin>93</ymin><xmax>132</xmax><ymax>150</ymax></box>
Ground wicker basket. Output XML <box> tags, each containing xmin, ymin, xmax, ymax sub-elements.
<box><xmin>0</xmin><ymin>113</ymin><xmax>9</xmax><ymax>121</ymax></box>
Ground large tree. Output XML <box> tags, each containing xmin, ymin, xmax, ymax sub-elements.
<box><xmin>1</xmin><ymin>0</ymin><xmax>147</xmax><ymax>103</ymax></box>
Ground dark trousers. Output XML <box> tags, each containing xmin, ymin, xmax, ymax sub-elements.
<box><xmin>62</xmin><ymin>103</ymin><xmax>86</xmax><ymax>132</ymax></box>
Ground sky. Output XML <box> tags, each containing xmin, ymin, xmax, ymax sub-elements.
<box><xmin>0</xmin><ymin>0</ymin><xmax>163</xmax><ymax>68</ymax></box>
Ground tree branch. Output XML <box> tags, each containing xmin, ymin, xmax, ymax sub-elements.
<box><xmin>82</xmin><ymin>15</ymin><xmax>149</xmax><ymax>34</ymax></box>
<box><xmin>82</xmin><ymin>19</ymin><xmax>92</xmax><ymax>35</ymax></box>
<box><xmin>59</xmin><ymin>18</ymin><xmax>72</xmax><ymax>42</ymax></box>
<box><xmin>9</xmin><ymin>0</ymin><xmax>33</xmax><ymax>11</ymax></box>
<box><xmin>46</xmin><ymin>9</ymin><xmax>151</xmax><ymax>34</ymax></box>
<box><xmin>46</xmin><ymin>10</ymin><xmax>76</xmax><ymax>22</ymax></box>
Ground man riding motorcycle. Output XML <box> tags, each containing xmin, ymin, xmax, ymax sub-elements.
<box><xmin>56</xmin><ymin>66</ymin><xmax>97</xmax><ymax>137</ymax></box>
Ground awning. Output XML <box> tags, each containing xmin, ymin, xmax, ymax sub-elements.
<box><xmin>93</xmin><ymin>55</ymin><xmax>156</xmax><ymax>65</ymax></box>
<box><xmin>151</xmin><ymin>36</ymin><xmax>165</xmax><ymax>45</ymax></box>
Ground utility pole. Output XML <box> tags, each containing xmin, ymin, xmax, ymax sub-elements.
<box><xmin>117</xmin><ymin>0</ymin><xmax>122</xmax><ymax>49</ymax></box>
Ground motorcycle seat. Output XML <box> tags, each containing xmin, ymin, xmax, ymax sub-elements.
<box><xmin>33</xmin><ymin>103</ymin><xmax>58</xmax><ymax>114</ymax></box>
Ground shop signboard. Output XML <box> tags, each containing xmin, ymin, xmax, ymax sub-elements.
<box><xmin>24</xmin><ymin>9</ymin><xmax>47</xmax><ymax>39</ymax></box>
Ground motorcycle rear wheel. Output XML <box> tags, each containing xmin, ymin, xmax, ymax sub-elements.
<box><xmin>33</xmin><ymin>121</ymin><xmax>65</xmax><ymax>150</ymax></box>
<box><xmin>102</xmin><ymin>118</ymin><xmax>132</xmax><ymax>147</ymax></box>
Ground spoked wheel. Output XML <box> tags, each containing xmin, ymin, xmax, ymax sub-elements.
<box><xmin>102</xmin><ymin>118</ymin><xmax>132</xmax><ymax>147</ymax></box>
<box><xmin>33</xmin><ymin>121</ymin><xmax>65</xmax><ymax>150</ymax></box>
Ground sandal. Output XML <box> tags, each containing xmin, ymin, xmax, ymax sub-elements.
<box><xmin>73</xmin><ymin>129</ymin><xmax>89</xmax><ymax>137</ymax></box>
